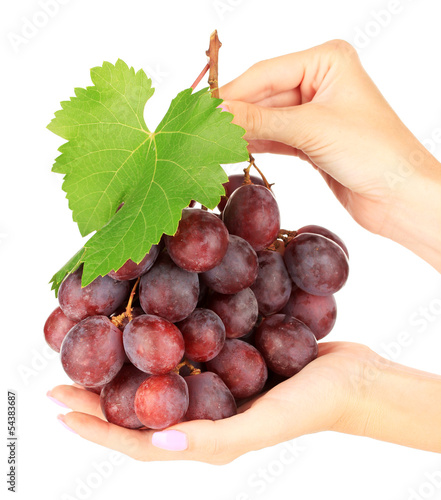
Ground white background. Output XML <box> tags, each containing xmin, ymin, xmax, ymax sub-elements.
<box><xmin>2</xmin><ymin>0</ymin><xmax>441</xmax><ymax>499</ymax></box>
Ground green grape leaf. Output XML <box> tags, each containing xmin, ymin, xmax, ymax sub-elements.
<box><xmin>48</xmin><ymin>59</ymin><xmax>248</xmax><ymax>294</ymax></box>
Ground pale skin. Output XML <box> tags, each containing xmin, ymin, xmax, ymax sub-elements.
<box><xmin>50</xmin><ymin>40</ymin><xmax>441</xmax><ymax>463</ymax></box>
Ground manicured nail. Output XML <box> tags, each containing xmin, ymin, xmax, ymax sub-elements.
<box><xmin>152</xmin><ymin>430</ymin><xmax>188</xmax><ymax>451</ymax></box>
<box><xmin>57</xmin><ymin>415</ymin><xmax>77</xmax><ymax>434</ymax></box>
<box><xmin>219</xmin><ymin>102</ymin><xmax>229</xmax><ymax>113</ymax></box>
<box><xmin>47</xmin><ymin>391</ymin><xmax>69</xmax><ymax>408</ymax></box>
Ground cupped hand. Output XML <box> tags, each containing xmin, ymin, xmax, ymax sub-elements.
<box><xmin>49</xmin><ymin>342</ymin><xmax>377</xmax><ymax>465</ymax></box>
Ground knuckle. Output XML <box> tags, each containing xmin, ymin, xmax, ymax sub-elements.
<box><xmin>326</xmin><ymin>39</ymin><xmax>356</xmax><ymax>55</ymax></box>
<box><xmin>246</xmin><ymin>105</ymin><xmax>263</xmax><ymax>134</ymax></box>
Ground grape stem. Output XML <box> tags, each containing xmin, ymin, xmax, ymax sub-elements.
<box><xmin>173</xmin><ymin>359</ymin><xmax>202</xmax><ymax>376</ymax></box>
<box><xmin>110</xmin><ymin>277</ymin><xmax>140</xmax><ymax>327</ymax></box>
<box><xmin>206</xmin><ymin>30</ymin><xmax>222</xmax><ymax>99</ymax></box>
<box><xmin>191</xmin><ymin>63</ymin><xmax>210</xmax><ymax>91</ymax></box>
<box><xmin>246</xmin><ymin>155</ymin><xmax>273</xmax><ymax>190</ymax></box>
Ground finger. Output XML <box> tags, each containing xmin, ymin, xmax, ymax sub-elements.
<box><xmin>219</xmin><ymin>48</ymin><xmax>319</xmax><ymax>103</ymax></box>
<box><xmin>255</xmin><ymin>88</ymin><xmax>302</xmax><ymax>108</ymax></box>
<box><xmin>247</xmin><ymin>139</ymin><xmax>298</xmax><ymax>156</ymax></box>
<box><xmin>59</xmin><ymin>412</ymin><xmax>154</xmax><ymax>461</ymax></box>
<box><xmin>224</xmin><ymin>99</ymin><xmax>318</xmax><ymax>147</ymax></box>
<box><xmin>50</xmin><ymin>385</ymin><xmax>104</xmax><ymax>419</ymax></box>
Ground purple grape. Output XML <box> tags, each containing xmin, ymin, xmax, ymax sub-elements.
<box><xmin>58</xmin><ymin>266</ymin><xmax>131</xmax><ymax>322</ymax></box>
<box><xmin>297</xmin><ymin>225</ymin><xmax>349</xmax><ymax>258</ymax></box>
<box><xmin>218</xmin><ymin>174</ymin><xmax>265</xmax><ymax>212</ymax></box>
<box><xmin>184</xmin><ymin>372</ymin><xmax>237</xmax><ymax>421</ymax></box>
<box><xmin>134</xmin><ymin>373</ymin><xmax>189</xmax><ymax>429</ymax></box>
<box><xmin>60</xmin><ymin>316</ymin><xmax>126</xmax><ymax>386</ymax></box>
<box><xmin>44</xmin><ymin>306</ymin><xmax>77</xmax><ymax>352</ymax></box>
<box><xmin>123</xmin><ymin>314</ymin><xmax>184</xmax><ymax>375</ymax></box>
<box><xmin>100</xmin><ymin>364</ymin><xmax>149</xmax><ymax>429</ymax></box>
<box><xmin>85</xmin><ymin>385</ymin><xmax>105</xmax><ymax>395</ymax></box>
<box><xmin>108</xmin><ymin>244</ymin><xmax>160</xmax><ymax>281</ymax></box>
<box><xmin>139</xmin><ymin>253</ymin><xmax>199</xmax><ymax>323</ymax></box>
<box><xmin>207</xmin><ymin>288</ymin><xmax>258</xmax><ymax>339</ymax></box>
<box><xmin>177</xmin><ymin>308</ymin><xmax>225</xmax><ymax>362</ymax></box>
<box><xmin>281</xmin><ymin>287</ymin><xmax>337</xmax><ymax>340</ymax></box>
<box><xmin>201</xmin><ymin>235</ymin><xmax>258</xmax><ymax>294</ymax></box>
<box><xmin>165</xmin><ymin>209</ymin><xmax>229</xmax><ymax>272</ymax></box>
<box><xmin>255</xmin><ymin>314</ymin><xmax>318</xmax><ymax>377</ymax></box>
<box><xmin>251</xmin><ymin>250</ymin><xmax>292</xmax><ymax>316</ymax></box>
<box><xmin>284</xmin><ymin>233</ymin><xmax>349</xmax><ymax>296</ymax></box>
<box><xmin>222</xmin><ymin>184</ymin><xmax>280</xmax><ymax>251</ymax></box>
<box><xmin>206</xmin><ymin>339</ymin><xmax>268</xmax><ymax>399</ymax></box>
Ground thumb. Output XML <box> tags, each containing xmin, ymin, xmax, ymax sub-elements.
<box><xmin>222</xmin><ymin>100</ymin><xmax>317</xmax><ymax>149</ymax></box>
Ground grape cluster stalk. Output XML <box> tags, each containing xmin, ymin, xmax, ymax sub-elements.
<box><xmin>44</xmin><ymin>169</ymin><xmax>350</xmax><ymax>430</ymax></box>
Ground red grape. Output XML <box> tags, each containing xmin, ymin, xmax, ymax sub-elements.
<box><xmin>222</xmin><ymin>184</ymin><xmax>280</xmax><ymax>251</ymax></box>
<box><xmin>165</xmin><ymin>209</ymin><xmax>229</xmax><ymax>272</ymax></box>
<box><xmin>177</xmin><ymin>308</ymin><xmax>225</xmax><ymax>362</ymax></box>
<box><xmin>44</xmin><ymin>306</ymin><xmax>77</xmax><ymax>352</ymax></box>
<box><xmin>139</xmin><ymin>253</ymin><xmax>199</xmax><ymax>323</ymax></box>
<box><xmin>251</xmin><ymin>250</ymin><xmax>292</xmax><ymax>316</ymax></box>
<box><xmin>201</xmin><ymin>235</ymin><xmax>258</xmax><ymax>294</ymax></box>
<box><xmin>255</xmin><ymin>314</ymin><xmax>318</xmax><ymax>377</ymax></box>
<box><xmin>58</xmin><ymin>266</ymin><xmax>131</xmax><ymax>322</ymax></box>
<box><xmin>134</xmin><ymin>373</ymin><xmax>189</xmax><ymax>429</ymax></box>
<box><xmin>207</xmin><ymin>288</ymin><xmax>258</xmax><ymax>339</ymax></box>
<box><xmin>108</xmin><ymin>244</ymin><xmax>160</xmax><ymax>280</ymax></box>
<box><xmin>297</xmin><ymin>225</ymin><xmax>349</xmax><ymax>258</ymax></box>
<box><xmin>218</xmin><ymin>174</ymin><xmax>264</xmax><ymax>212</ymax></box>
<box><xmin>61</xmin><ymin>316</ymin><xmax>126</xmax><ymax>386</ymax></box>
<box><xmin>123</xmin><ymin>314</ymin><xmax>184</xmax><ymax>375</ymax></box>
<box><xmin>284</xmin><ymin>233</ymin><xmax>349</xmax><ymax>296</ymax></box>
<box><xmin>281</xmin><ymin>287</ymin><xmax>337</xmax><ymax>340</ymax></box>
<box><xmin>184</xmin><ymin>372</ymin><xmax>237</xmax><ymax>421</ymax></box>
<box><xmin>206</xmin><ymin>339</ymin><xmax>267</xmax><ymax>399</ymax></box>
<box><xmin>100</xmin><ymin>363</ymin><xmax>149</xmax><ymax>429</ymax></box>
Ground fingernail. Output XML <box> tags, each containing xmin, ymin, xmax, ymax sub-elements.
<box><xmin>57</xmin><ymin>415</ymin><xmax>77</xmax><ymax>434</ymax></box>
<box><xmin>152</xmin><ymin>430</ymin><xmax>188</xmax><ymax>451</ymax></box>
<box><xmin>219</xmin><ymin>102</ymin><xmax>229</xmax><ymax>113</ymax></box>
<box><xmin>47</xmin><ymin>391</ymin><xmax>69</xmax><ymax>408</ymax></box>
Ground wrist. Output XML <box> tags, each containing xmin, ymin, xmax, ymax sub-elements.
<box><xmin>379</xmin><ymin>149</ymin><xmax>441</xmax><ymax>271</ymax></box>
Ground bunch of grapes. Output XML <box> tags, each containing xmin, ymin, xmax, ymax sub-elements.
<box><xmin>44</xmin><ymin>173</ymin><xmax>349</xmax><ymax>430</ymax></box>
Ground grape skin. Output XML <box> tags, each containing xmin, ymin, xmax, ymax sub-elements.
<box><xmin>61</xmin><ymin>316</ymin><xmax>126</xmax><ymax>387</ymax></box>
<box><xmin>108</xmin><ymin>244</ymin><xmax>160</xmax><ymax>281</ymax></box>
<box><xmin>251</xmin><ymin>250</ymin><xmax>292</xmax><ymax>316</ymax></box>
<box><xmin>134</xmin><ymin>373</ymin><xmax>189</xmax><ymax>429</ymax></box>
<box><xmin>139</xmin><ymin>253</ymin><xmax>199</xmax><ymax>323</ymax></box>
<box><xmin>255</xmin><ymin>314</ymin><xmax>318</xmax><ymax>377</ymax></box>
<box><xmin>297</xmin><ymin>224</ymin><xmax>349</xmax><ymax>258</ymax></box>
<box><xmin>281</xmin><ymin>287</ymin><xmax>337</xmax><ymax>340</ymax></box>
<box><xmin>44</xmin><ymin>306</ymin><xmax>77</xmax><ymax>352</ymax></box>
<box><xmin>59</xmin><ymin>266</ymin><xmax>131</xmax><ymax>322</ymax></box>
<box><xmin>184</xmin><ymin>372</ymin><xmax>237</xmax><ymax>421</ymax></box>
<box><xmin>284</xmin><ymin>233</ymin><xmax>349</xmax><ymax>296</ymax></box>
<box><xmin>123</xmin><ymin>314</ymin><xmax>184</xmax><ymax>375</ymax></box>
<box><xmin>207</xmin><ymin>288</ymin><xmax>258</xmax><ymax>339</ymax></box>
<box><xmin>201</xmin><ymin>235</ymin><xmax>258</xmax><ymax>294</ymax></box>
<box><xmin>165</xmin><ymin>209</ymin><xmax>229</xmax><ymax>272</ymax></box>
<box><xmin>218</xmin><ymin>174</ymin><xmax>265</xmax><ymax>212</ymax></box>
<box><xmin>222</xmin><ymin>184</ymin><xmax>280</xmax><ymax>251</ymax></box>
<box><xmin>177</xmin><ymin>308</ymin><xmax>225</xmax><ymax>362</ymax></box>
<box><xmin>206</xmin><ymin>339</ymin><xmax>268</xmax><ymax>399</ymax></box>
<box><xmin>100</xmin><ymin>363</ymin><xmax>149</xmax><ymax>429</ymax></box>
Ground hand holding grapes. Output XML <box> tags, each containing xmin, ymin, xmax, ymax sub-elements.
<box><xmin>220</xmin><ymin>40</ymin><xmax>441</xmax><ymax>272</ymax></box>
<box><xmin>47</xmin><ymin>39</ymin><xmax>441</xmax><ymax>462</ymax></box>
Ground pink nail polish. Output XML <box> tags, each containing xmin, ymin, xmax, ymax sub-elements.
<box><xmin>219</xmin><ymin>102</ymin><xmax>229</xmax><ymax>113</ymax></box>
<box><xmin>152</xmin><ymin>430</ymin><xmax>188</xmax><ymax>451</ymax></box>
<box><xmin>47</xmin><ymin>392</ymin><xmax>69</xmax><ymax>408</ymax></box>
<box><xmin>57</xmin><ymin>415</ymin><xmax>77</xmax><ymax>434</ymax></box>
